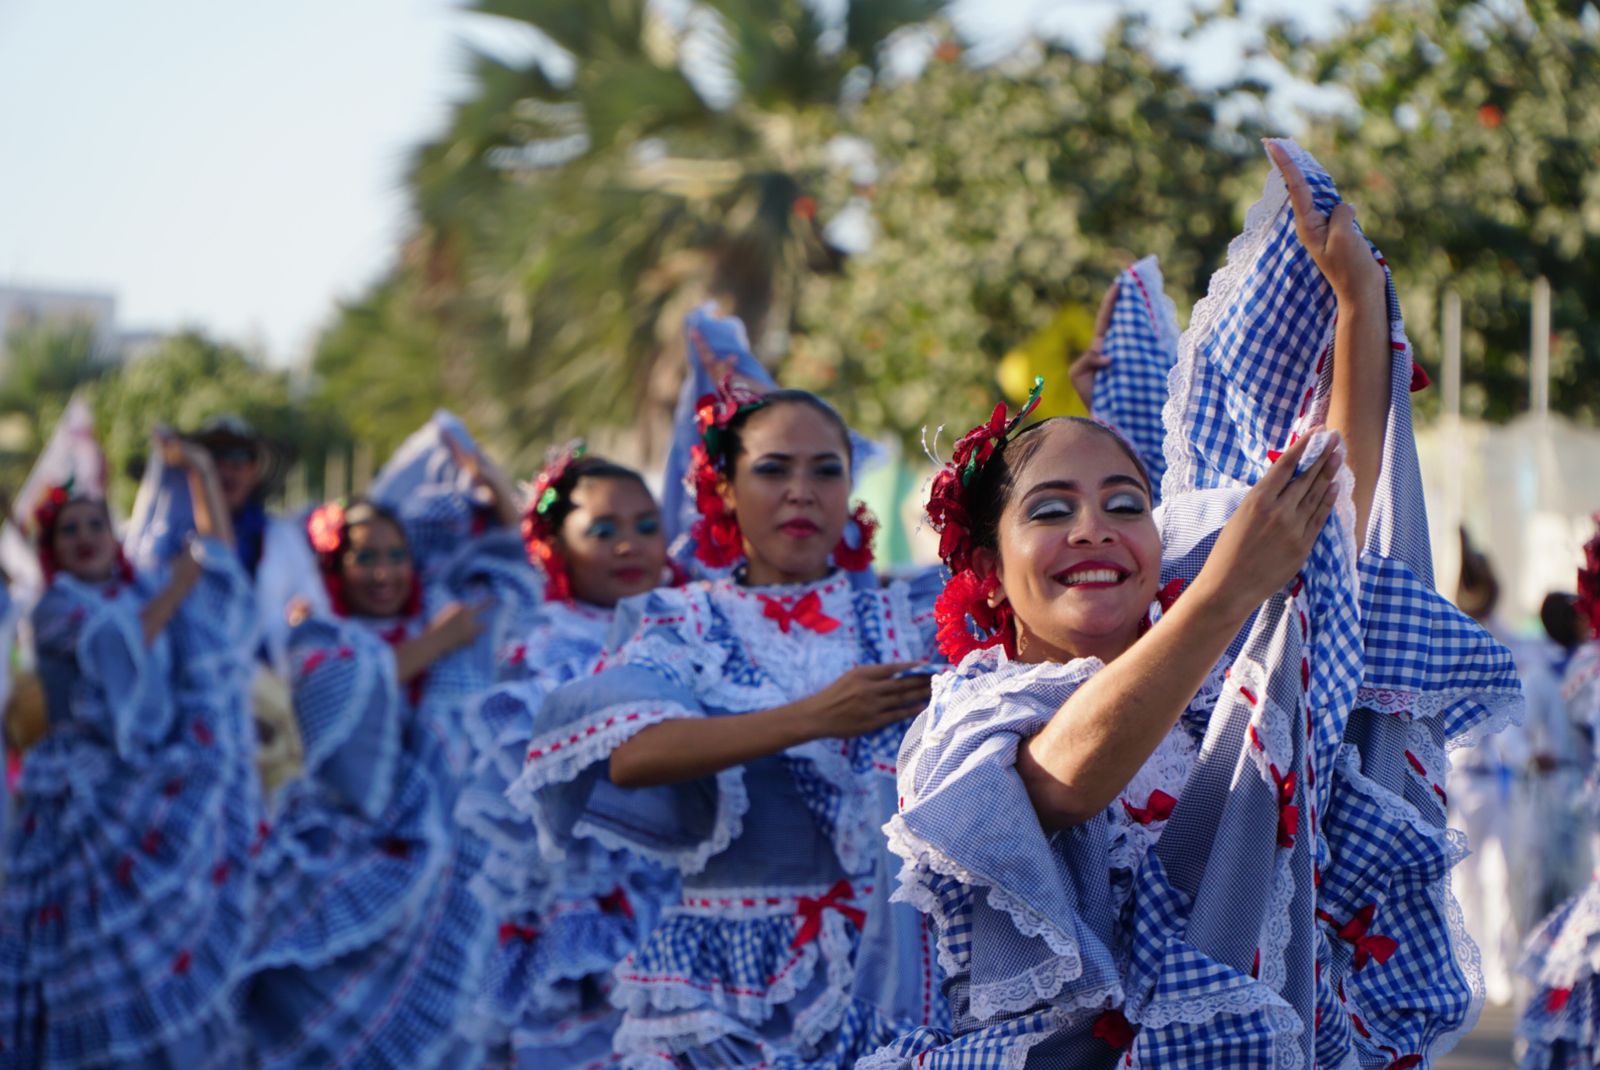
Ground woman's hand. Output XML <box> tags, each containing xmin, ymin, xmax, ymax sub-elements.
<box><xmin>799</xmin><ymin>663</ymin><xmax>934</xmax><ymax>741</ymax></box>
<box><xmin>1190</xmin><ymin>431</ymin><xmax>1342</xmax><ymax>621</ymax></box>
<box><xmin>1068</xmin><ymin>280</ymin><xmax>1119</xmax><ymax>408</ymax></box>
<box><xmin>1267</xmin><ymin>141</ymin><xmax>1385</xmax><ymax>306</ymax></box>
<box><xmin>426</xmin><ymin>598</ymin><xmax>493</xmax><ymax>655</ymax></box>
<box><xmin>444</xmin><ymin>431</ymin><xmax>519</xmax><ymax>527</ymax></box>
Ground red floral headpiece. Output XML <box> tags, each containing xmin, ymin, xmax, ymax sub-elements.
<box><xmin>926</xmin><ymin>377</ymin><xmax>1045</xmax><ymax>662</ymax></box>
<box><xmin>307</xmin><ymin>498</ymin><xmax>421</xmax><ymax>618</ymax></box>
<box><xmin>1578</xmin><ymin>513</ymin><xmax>1600</xmax><ymax>639</ymax></box>
<box><xmin>521</xmin><ymin>440</ymin><xmax>587</xmax><ymax>603</ymax></box>
<box><xmin>685</xmin><ymin>379</ymin><xmax>878</xmax><ymax>573</ymax></box>
<box><xmin>31</xmin><ymin>481</ymin><xmax>132</xmax><ymax>585</ymax></box>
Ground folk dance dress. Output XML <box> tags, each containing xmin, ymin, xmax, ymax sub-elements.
<box><xmin>236</xmin><ymin>418</ymin><xmax>540</xmax><ymax>1070</ymax></box>
<box><xmin>1515</xmin><ymin>641</ymin><xmax>1600</xmax><ymax>1069</ymax></box>
<box><xmin>456</xmin><ymin>598</ymin><xmax>675</xmax><ymax>1069</ymax></box>
<box><xmin>509</xmin><ymin>568</ymin><xmax>949</xmax><ymax>1068</ymax></box>
<box><xmin>868</xmin><ymin>141</ymin><xmax>1523</xmax><ymax>1070</ymax></box>
<box><xmin>0</xmin><ymin>540</ymin><xmax>260</xmax><ymax>1067</ymax></box>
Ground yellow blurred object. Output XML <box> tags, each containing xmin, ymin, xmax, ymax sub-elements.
<box><xmin>252</xmin><ymin>666</ymin><xmax>304</xmax><ymax>793</ymax></box>
<box><xmin>5</xmin><ymin>672</ymin><xmax>48</xmax><ymax>755</ymax></box>
<box><xmin>997</xmin><ymin>302</ymin><xmax>1094</xmax><ymax>418</ymax></box>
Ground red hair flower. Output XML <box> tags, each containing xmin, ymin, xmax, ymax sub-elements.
<box><xmin>686</xmin><ymin>378</ymin><xmax>769</xmax><ymax>568</ymax></box>
<box><xmin>521</xmin><ymin>440</ymin><xmax>587</xmax><ymax>603</ymax></box>
<box><xmin>307</xmin><ymin>500</ymin><xmax>346</xmax><ymax>555</ymax></box>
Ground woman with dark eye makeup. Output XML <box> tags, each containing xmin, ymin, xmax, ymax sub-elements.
<box><xmin>456</xmin><ymin>443</ymin><xmax>681</xmax><ymax>1070</ymax></box>
<box><xmin>506</xmin><ymin>311</ymin><xmax>948</xmax><ymax>1067</ymax></box>
<box><xmin>235</xmin><ymin>415</ymin><xmax>541</xmax><ymax>1070</ymax></box>
<box><xmin>0</xmin><ymin>432</ymin><xmax>259</xmax><ymax>1067</ymax></box>
<box><xmin>867</xmin><ymin>142</ymin><xmax>1525</xmax><ymax>1070</ymax></box>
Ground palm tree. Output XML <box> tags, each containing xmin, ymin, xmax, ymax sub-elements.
<box><xmin>320</xmin><ymin>0</ymin><xmax>947</xmax><ymax>468</ymax></box>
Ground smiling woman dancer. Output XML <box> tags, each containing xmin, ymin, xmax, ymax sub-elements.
<box><xmin>0</xmin><ymin>433</ymin><xmax>258</xmax><ymax>1068</ymax></box>
<box><xmin>457</xmin><ymin>443</ymin><xmax>681</xmax><ymax>1069</ymax></box>
<box><xmin>867</xmin><ymin>141</ymin><xmax>1523</xmax><ymax>1069</ymax></box>
<box><xmin>509</xmin><ymin>325</ymin><xmax>948</xmax><ymax>1067</ymax></box>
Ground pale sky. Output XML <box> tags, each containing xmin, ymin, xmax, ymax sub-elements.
<box><xmin>0</xmin><ymin>0</ymin><xmax>1349</xmax><ymax>365</ymax></box>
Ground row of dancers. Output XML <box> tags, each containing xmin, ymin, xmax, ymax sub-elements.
<box><xmin>0</xmin><ymin>138</ymin><xmax>1593</xmax><ymax>1069</ymax></box>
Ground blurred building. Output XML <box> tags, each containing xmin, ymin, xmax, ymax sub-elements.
<box><xmin>0</xmin><ymin>283</ymin><xmax>119</xmax><ymax>361</ymax></box>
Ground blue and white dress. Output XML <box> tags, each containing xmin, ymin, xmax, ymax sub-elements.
<box><xmin>1515</xmin><ymin>641</ymin><xmax>1600</xmax><ymax>1069</ymax></box>
<box><xmin>867</xmin><ymin>140</ymin><xmax>1524</xmax><ymax>1070</ymax></box>
<box><xmin>0</xmin><ymin>541</ymin><xmax>260</xmax><ymax>1068</ymax></box>
<box><xmin>509</xmin><ymin>569</ymin><xmax>949</xmax><ymax>1067</ymax></box>
<box><xmin>457</xmin><ymin>598</ymin><xmax>676</xmax><ymax>1069</ymax></box>
<box><xmin>237</xmin><ymin>417</ymin><xmax>541</xmax><ymax>1069</ymax></box>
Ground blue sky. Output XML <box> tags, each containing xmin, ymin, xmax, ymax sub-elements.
<box><xmin>0</xmin><ymin>0</ymin><xmax>1347</xmax><ymax>364</ymax></box>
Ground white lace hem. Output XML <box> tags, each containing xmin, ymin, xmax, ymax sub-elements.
<box><xmin>1352</xmin><ymin>684</ymin><xmax>1526</xmax><ymax>753</ymax></box>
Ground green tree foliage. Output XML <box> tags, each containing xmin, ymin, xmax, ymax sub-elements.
<box><xmin>0</xmin><ymin>322</ymin><xmax>108</xmax><ymax>493</ymax></box>
<box><xmin>314</xmin><ymin>0</ymin><xmax>943</xmax><ymax>470</ymax></box>
<box><xmin>789</xmin><ymin>20</ymin><xmax>1270</xmax><ymax>445</ymax></box>
<box><xmin>93</xmin><ymin>332</ymin><xmax>347</xmax><ymax>511</ymax></box>
<box><xmin>1262</xmin><ymin>0</ymin><xmax>1600</xmax><ymax>421</ymax></box>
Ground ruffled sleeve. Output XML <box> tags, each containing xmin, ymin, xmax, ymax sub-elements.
<box><xmin>886</xmin><ymin>650</ymin><xmax>1124</xmax><ymax>1023</ymax></box>
<box><xmin>288</xmin><ymin>616</ymin><xmax>402</xmax><ymax>821</ymax></box>
<box><xmin>34</xmin><ymin>578</ymin><xmax>167</xmax><ymax>758</ymax></box>
<box><xmin>506</xmin><ymin>585</ymin><xmax>744</xmax><ymax>875</ymax></box>
<box><xmin>167</xmin><ymin>538</ymin><xmax>258</xmax><ymax>690</ymax></box>
<box><xmin>1092</xmin><ymin>255</ymin><xmax>1181</xmax><ymax>498</ymax></box>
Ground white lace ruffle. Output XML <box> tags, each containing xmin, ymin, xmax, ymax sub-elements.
<box><xmin>1107</xmin><ymin>722</ymin><xmax>1199</xmax><ymax>883</ymax></box>
<box><xmin>1351</xmin><ymin>684</ymin><xmax>1526</xmax><ymax>754</ymax></box>
<box><xmin>572</xmin><ymin>764</ymin><xmax>750</xmax><ymax>878</ymax></box>
<box><xmin>883</xmin><ymin>814</ymin><xmax>1114</xmax><ymax>1023</ymax></box>
<box><xmin>1521</xmin><ymin>884</ymin><xmax>1600</xmax><ymax>989</ymax></box>
<box><xmin>611</xmin><ymin>904</ymin><xmax>858</xmax><ymax>1054</ymax></box>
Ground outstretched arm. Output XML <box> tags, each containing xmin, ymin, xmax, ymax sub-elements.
<box><xmin>1269</xmin><ymin>141</ymin><xmax>1390</xmax><ymax>549</ymax></box>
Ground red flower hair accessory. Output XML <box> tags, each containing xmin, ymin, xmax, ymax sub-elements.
<box><xmin>521</xmin><ymin>440</ymin><xmax>587</xmax><ymax>603</ymax></box>
<box><xmin>1578</xmin><ymin>513</ymin><xmax>1600</xmax><ymax>638</ymax></box>
<box><xmin>832</xmin><ymin>501</ymin><xmax>878</xmax><ymax>573</ymax></box>
<box><xmin>686</xmin><ymin>378</ymin><xmax>769</xmax><ymax>568</ymax></box>
<box><xmin>924</xmin><ymin>376</ymin><xmax>1045</xmax><ymax>662</ymax></box>
<box><xmin>307</xmin><ymin>498</ymin><xmax>420</xmax><ymax>619</ymax></box>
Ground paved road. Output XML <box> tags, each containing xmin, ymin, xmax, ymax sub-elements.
<box><xmin>1438</xmin><ymin>1002</ymin><xmax>1517</xmax><ymax>1070</ymax></box>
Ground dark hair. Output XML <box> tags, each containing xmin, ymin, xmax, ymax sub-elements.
<box><xmin>1541</xmin><ymin>591</ymin><xmax>1582</xmax><ymax>651</ymax></box>
<box><xmin>965</xmin><ymin>416</ymin><xmax>1153</xmax><ymax>557</ymax></box>
<box><xmin>330</xmin><ymin>501</ymin><xmax>407</xmax><ymax>569</ymax></box>
<box><xmin>541</xmin><ymin>457</ymin><xmax>652</xmax><ymax>537</ymax></box>
<box><xmin>719</xmin><ymin>390</ymin><xmax>853</xmax><ymax>473</ymax></box>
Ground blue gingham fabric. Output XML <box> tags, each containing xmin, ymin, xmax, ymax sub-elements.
<box><xmin>871</xmin><ymin>140</ymin><xmax>1522</xmax><ymax>1070</ymax></box>
<box><xmin>507</xmin><ymin>570</ymin><xmax>947</xmax><ymax>1067</ymax></box>
<box><xmin>238</xmin><ymin>612</ymin><xmax>493</xmax><ymax>1070</ymax></box>
<box><xmin>1515</xmin><ymin>642</ymin><xmax>1600</xmax><ymax>1069</ymax></box>
<box><xmin>0</xmin><ymin>544</ymin><xmax>259</xmax><ymax>1067</ymax></box>
<box><xmin>660</xmin><ymin>303</ymin><xmax>883</xmax><ymax>588</ymax></box>
<box><xmin>1092</xmin><ymin>255</ymin><xmax>1181</xmax><ymax>499</ymax></box>
<box><xmin>456</xmin><ymin>599</ymin><xmax>676</xmax><ymax>1070</ymax></box>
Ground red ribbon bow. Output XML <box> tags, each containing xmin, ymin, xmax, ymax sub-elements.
<box><xmin>1121</xmin><ymin>789</ymin><xmax>1177</xmax><ymax>826</ymax></box>
<box><xmin>597</xmin><ymin>886</ymin><xmax>635</xmax><ymax>921</ymax></box>
<box><xmin>790</xmin><ymin>880</ymin><xmax>867</xmax><ymax>949</ymax></box>
<box><xmin>1269</xmin><ymin>764</ymin><xmax>1299</xmax><ymax>848</ymax></box>
<box><xmin>1092</xmin><ymin>1008</ymin><xmax>1137</xmax><ymax>1050</ymax></box>
<box><xmin>499</xmin><ymin>922</ymin><xmax>540</xmax><ymax>946</ymax></box>
<box><xmin>760</xmin><ymin>591</ymin><xmax>841</xmax><ymax>635</ymax></box>
<box><xmin>1321</xmin><ymin>903</ymin><xmax>1399</xmax><ymax>971</ymax></box>
<box><xmin>1548</xmin><ymin>987</ymin><xmax>1573</xmax><ymax>1013</ymax></box>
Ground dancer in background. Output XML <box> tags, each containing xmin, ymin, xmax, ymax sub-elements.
<box><xmin>510</xmin><ymin>338</ymin><xmax>947</xmax><ymax>1067</ymax></box>
<box><xmin>458</xmin><ymin>443</ymin><xmax>677</xmax><ymax>1069</ymax></box>
<box><xmin>869</xmin><ymin>141</ymin><xmax>1520</xmax><ymax>1069</ymax></box>
<box><xmin>0</xmin><ymin>432</ymin><xmax>259</xmax><ymax>1067</ymax></box>
<box><xmin>236</xmin><ymin>415</ymin><xmax>535</xmax><ymax>1069</ymax></box>
<box><xmin>1516</xmin><ymin>519</ymin><xmax>1600</xmax><ymax>1069</ymax></box>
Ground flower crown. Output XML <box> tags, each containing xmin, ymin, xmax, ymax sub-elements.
<box><xmin>521</xmin><ymin>439</ymin><xmax>587</xmax><ymax>602</ymax></box>
<box><xmin>687</xmin><ymin>378</ymin><xmax>770</xmax><ymax>569</ymax></box>
<box><xmin>1578</xmin><ymin>513</ymin><xmax>1600</xmax><ymax>639</ymax></box>
<box><xmin>31</xmin><ymin>481</ymin><xmax>77</xmax><ymax>540</ymax></box>
<box><xmin>925</xmin><ymin>377</ymin><xmax>1045</xmax><ymax>662</ymax></box>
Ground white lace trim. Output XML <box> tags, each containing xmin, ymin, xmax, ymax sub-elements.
<box><xmin>571</xmin><ymin>764</ymin><xmax>749</xmax><ymax>878</ymax></box>
<box><xmin>1161</xmin><ymin>141</ymin><xmax>1297</xmax><ymax>501</ymax></box>
<box><xmin>610</xmin><ymin>907</ymin><xmax>857</xmax><ymax>1052</ymax></box>
<box><xmin>1107</xmin><ymin>722</ymin><xmax>1199</xmax><ymax>884</ymax></box>
<box><xmin>1353</xmin><ymin>684</ymin><xmax>1527</xmax><ymax>755</ymax></box>
<box><xmin>1521</xmin><ymin>885</ymin><xmax>1600</xmax><ymax>988</ymax></box>
<box><xmin>882</xmin><ymin>814</ymin><xmax>1114</xmax><ymax>1024</ymax></box>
